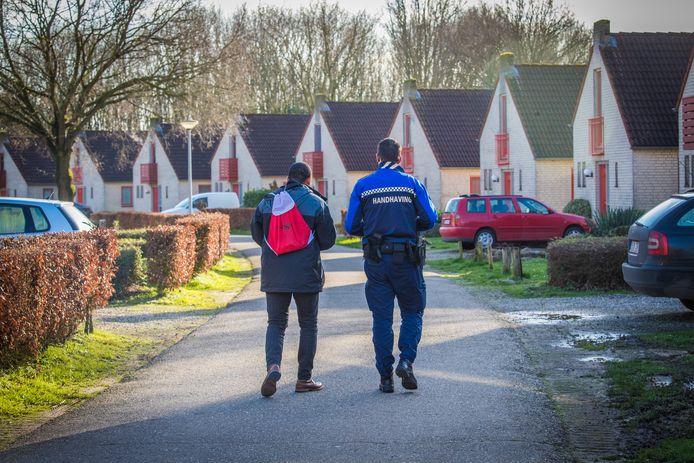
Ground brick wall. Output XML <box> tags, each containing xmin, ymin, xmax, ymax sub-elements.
<box><xmin>633</xmin><ymin>149</ymin><xmax>679</xmax><ymax>209</ymax></box>
<box><xmin>536</xmin><ymin>159</ymin><xmax>573</xmax><ymax>210</ymax></box>
<box><xmin>440</xmin><ymin>168</ymin><xmax>479</xmax><ymax>206</ymax></box>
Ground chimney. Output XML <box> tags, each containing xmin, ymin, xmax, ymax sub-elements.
<box><xmin>403</xmin><ymin>79</ymin><xmax>418</xmax><ymax>100</ymax></box>
<box><xmin>149</xmin><ymin>116</ymin><xmax>162</xmax><ymax>130</ymax></box>
<box><xmin>593</xmin><ymin>19</ymin><xmax>611</xmax><ymax>47</ymax></box>
<box><xmin>499</xmin><ymin>52</ymin><xmax>515</xmax><ymax>75</ymax></box>
<box><xmin>314</xmin><ymin>94</ymin><xmax>327</xmax><ymax>122</ymax></box>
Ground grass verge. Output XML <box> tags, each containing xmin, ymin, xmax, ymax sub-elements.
<box><xmin>427</xmin><ymin>257</ymin><xmax>609</xmax><ymax>298</ymax></box>
<box><xmin>336</xmin><ymin>236</ymin><xmax>459</xmax><ymax>251</ymax></box>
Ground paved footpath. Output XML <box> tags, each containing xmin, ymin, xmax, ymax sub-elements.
<box><xmin>1</xmin><ymin>237</ymin><xmax>569</xmax><ymax>463</ymax></box>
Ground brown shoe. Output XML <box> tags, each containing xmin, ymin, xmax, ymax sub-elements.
<box><xmin>261</xmin><ymin>365</ymin><xmax>281</xmax><ymax>397</ymax></box>
<box><xmin>295</xmin><ymin>379</ymin><xmax>324</xmax><ymax>393</ymax></box>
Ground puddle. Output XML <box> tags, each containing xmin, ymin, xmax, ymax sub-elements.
<box><xmin>549</xmin><ymin>339</ymin><xmax>575</xmax><ymax>349</ymax></box>
<box><xmin>651</xmin><ymin>375</ymin><xmax>673</xmax><ymax>388</ymax></box>
<box><xmin>571</xmin><ymin>331</ymin><xmax>629</xmax><ymax>344</ymax></box>
<box><xmin>510</xmin><ymin>312</ymin><xmax>584</xmax><ymax>325</ymax></box>
<box><xmin>579</xmin><ymin>355</ymin><xmax>620</xmax><ymax>363</ymax></box>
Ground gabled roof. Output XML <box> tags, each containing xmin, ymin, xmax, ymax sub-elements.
<box><xmin>677</xmin><ymin>47</ymin><xmax>694</xmax><ymax>107</ymax></box>
<box><xmin>506</xmin><ymin>65</ymin><xmax>586</xmax><ymax>159</ymax></box>
<box><xmin>600</xmin><ymin>32</ymin><xmax>694</xmax><ymax>148</ymax></box>
<box><xmin>321</xmin><ymin>101</ymin><xmax>399</xmax><ymax>172</ymax></box>
<box><xmin>80</xmin><ymin>131</ymin><xmax>143</xmax><ymax>182</ymax></box>
<box><xmin>155</xmin><ymin>124</ymin><xmax>223</xmax><ymax>181</ymax></box>
<box><xmin>4</xmin><ymin>137</ymin><xmax>55</xmax><ymax>184</ymax></box>
<box><xmin>411</xmin><ymin>89</ymin><xmax>493</xmax><ymax>168</ymax></box>
<box><xmin>238</xmin><ymin>114</ymin><xmax>310</xmax><ymax>177</ymax></box>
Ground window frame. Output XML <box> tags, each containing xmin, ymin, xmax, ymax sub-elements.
<box><xmin>121</xmin><ymin>186</ymin><xmax>133</xmax><ymax>207</ymax></box>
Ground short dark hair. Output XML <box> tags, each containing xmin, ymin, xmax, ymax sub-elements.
<box><xmin>288</xmin><ymin>162</ymin><xmax>312</xmax><ymax>183</ymax></box>
<box><xmin>378</xmin><ymin>138</ymin><xmax>400</xmax><ymax>163</ymax></box>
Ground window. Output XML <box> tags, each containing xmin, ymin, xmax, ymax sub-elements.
<box><xmin>0</xmin><ymin>205</ymin><xmax>26</xmax><ymax>234</ymax></box>
<box><xmin>470</xmin><ymin>176</ymin><xmax>481</xmax><ymax>195</ymax></box>
<box><xmin>518</xmin><ymin>169</ymin><xmax>523</xmax><ymax>191</ymax></box>
<box><xmin>198</xmin><ymin>184</ymin><xmax>212</xmax><ymax>194</ymax></box>
<box><xmin>424</xmin><ymin>177</ymin><xmax>427</xmax><ymax>188</ymax></box>
<box><xmin>499</xmin><ymin>94</ymin><xmax>507</xmax><ymax>133</ymax></box>
<box><xmin>193</xmin><ymin>197</ymin><xmax>208</xmax><ymax>210</ymax></box>
<box><xmin>445</xmin><ymin>199</ymin><xmax>460</xmax><ymax>213</ymax></box>
<box><xmin>677</xmin><ymin>207</ymin><xmax>694</xmax><ymax>227</ymax></box>
<box><xmin>686</xmin><ymin>155</ymin><xmax>691</xmax><ymax>188</ymax></box>
<box><xmin>29</xmin><ymin>207</ymin><xmax>49</xmax><ymax>231</ymax></box>
<box><xmin>90</xmin><ymin>187</ymin><xmax>93</xmax><ymax>199</ymax></box>
<box><xmin>683</xmin><ymin>96</ymin><xmax>694</xmax><ymax>150</ymax></box>
<box><xmin>614</xmin><ymin>162</ymin><xmax>619</xmax><ymax>188</ymax></box>
<box><xmin>404</xmin><ymin>114</ymin><xmax>412</xmax><ymax>146</ymax></box>
<box><xmin>517</xmin><ymin>198</ymin><xmax>549</xmax><ymax>215</ymax></box>
<box><xmin>467</xmin><ymin>199</ymin><xmax>486</xmax><ymax>213</ymax></box>
<box><xmin>332</xmin><ymin>179</ymin><xmax>335</xmax><ymax>196</ymax></box>
<box><xmin>121</xmin><ymin>186</ymin><xmax>133</xmax><ymax>207</ymax></box>
<box><xmin>149</xmin><ymin>142</ymin><xmax>156</xmax><ymax>162</ymax></box>
<box><xmin>42</xmin><ymin>188</ymin><xmax>54</xmax><ymax>199</ymax></box>
<box><xmin>490</xmin><ymin>198</ymin><xmax>515</xmax><ymax>214</ymax></box>
<box><xmin>593</xmin><ymin>68</ymin><xmax>602</xmax><ymax>116</ymax></box>
<box><xmin>314</xmin><ymin>124</ymin><xmax>321</xmax><ymax>152</ymax></box>
<box><xmin>165</xmin><ymin>186</ymin><xmax>168</xmax><ymax>199</ymax></box>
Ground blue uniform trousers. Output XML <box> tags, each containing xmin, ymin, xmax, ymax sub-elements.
<box><xmin>364</xmin><ymin>254</ymin><xmax>426</xmax><ymax>377</ymax></box>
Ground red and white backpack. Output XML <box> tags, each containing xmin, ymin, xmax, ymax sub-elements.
<box><xmin>266</xmin><ymin>191</ymin><xmax>314</xmax><ymax>255</ymax></box>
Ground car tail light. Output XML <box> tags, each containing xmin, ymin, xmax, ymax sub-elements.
<box><xmin>454</xmin><ymin>214</ymin><xmax>461</xmax><ymax>226</ymax></box>
<box><xmin>647</xmin><ymin>231</ymin><xmax>668</xmax><ymax>256</ymax></box>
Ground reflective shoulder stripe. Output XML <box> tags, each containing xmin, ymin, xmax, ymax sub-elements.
<box><xmin>360</xmin><ymin>186</ymin><xmax>416</xmax><ymax>198</ymax></box>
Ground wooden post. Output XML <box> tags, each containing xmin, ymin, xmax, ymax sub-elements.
<box><xmin>458</xmin><ymin>241</ymin><xmax>464</xmax><ymax>260</ymax></box>
<box><xmin>502</xmin><ymin>247</ymin><xmax>511</xmax><ymax>274</ymax></box>
<box><xmin>474</xmin><ymin>242</ymin><xmax>483</xmax><ymax>263</ymax></box>
<box><xmin>511</xmin><ymin>246</ymin><xmax>523</xmax><ymax>279</ymax></box>
<box><xmin>487</xmin><ymin>243</ymin><xmax>494</xmax><ymax>269</ymax></box>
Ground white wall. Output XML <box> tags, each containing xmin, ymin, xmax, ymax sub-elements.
<box><xmin>633</xmin><ymin>149</ymin><xmax>679</xmax><ymax>209</ymax></box>
<box><xmin>573</xmin><ymin>47</ymin><xmax>634</xmax><ymax>211</ymax></box>
<box><xmin>235</xmin><ymin>136</ymin><xmax>265</xmax><ymax>202</ymax></box>
<box><xmin>679</xmin><ymin>61</ymin><xmax>694</xmax><ymax>192</ymax></box>
<box><xmin>104</xmin><ymin>182</ymin><xmax>133</xmax><ymax>211</ymax></box>
<box><xmin>210</xmin><ymin>129</ymin><xmax>235</xmax><ymax>194</ymax></box>
<box><xmin>132</xmin><ymin>132</ymin><xmax>180</xmax><ymax>212</ymax></box>
<box><xmin>1</xmin><ymin>147</ymin><xmax>28</xmax><ymax>197</ymax></box>
<box><xmin>389</xmin><ymin>98</ymin><xmax>442</xmax><ymax>208</ymax></box>
<box><xmin>70</xmin><ymin>139</ymin><xmax>106</xmax><ymax>211</ymax></box>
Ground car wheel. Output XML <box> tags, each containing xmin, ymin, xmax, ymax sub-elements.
<box><xmin>475</xmin><ymin>229</ymin><xmax>495</xmax><ymax>249</ymax></box>
<box><xmin>563</xmin><ymin>226</ymin><xmax>585</xmax><ymax>238</ymax></box>
<box><xmin>680</xmin><ymin>299</ymin><xmax>694</xmax><ymax>311</ymax></box>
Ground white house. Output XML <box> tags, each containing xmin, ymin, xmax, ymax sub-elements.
<box><xmin>71</xmin><ymin>131</ymin><xmax>141</xmax><ymax>212</ymax></box>
<box><xmin>480</xmin><ymin>54</ymin><xmax>586</xmax><ymax>210</ymax></box>
<box><xmin>211</xmin><ymin>114</ymin><xmax>309</xmax><ymax>205</ymax></box>
<box><xmin>678</xmin><ymin>49</ymin><xmax>694</xmax><ymax>192</ymax></box>
<box><xmin>1</xmin><ymin>137</ymin><xmax>55</xmax><ymax>199</ymax></box>
<box><xmin>133</xmin><ymin>122</ymin><xmax>222</xmax><ymax>212</ymax></box>
<box><xmin>0</xmin><ymin>137</ymin><xmax>29</xmax><ymax>198</ymax></box>
<box><xmin>389</xmin><ymin>80</ymin><xmax>492</xmax><ymax>209</ymax></box>
<box><xmin>295</xmin><ymin>97</ymin><xmax>399</xmax><ymax>223</ymax></box>
<box><xmin>573</xmin><ymin>20</ymin><xmax>694</xmax><ymax>214</ymax></box>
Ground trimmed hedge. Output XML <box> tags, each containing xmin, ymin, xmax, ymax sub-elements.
<box><xmin>114</xmin><ymin>244</ymin><xmax>146</xmax><ymax>298</ymax></box>
<box><xmin>0</xmin><ymin>230</ymin><xmax>119</xmax><ymax>366</ymax></box>
<box><xmin>92</xmin><ymin>211</ymin><xmax>182</xmax><ymax>229</ymax></box>
<box><xmin>241</xmin><ymin>188</ymin><xmax>271</xmax><ymax>208</ymax></box>
<box><xmin>547</xmin><ymin>237</ymin><xmax>628</xmax><ymax>290</ymax></box>
<box><xmin>204</xmin><ymin>208</ymin><xmax>255</xmax><ymax>231</ymax></box>
<box><xmin>145</xmin><ymin>225</ymin><xmax>196</xmax><ymax>290</ymax></box>
<box><xmin>176</xmin><ymin>213</ymin><xmax>230</xmax><ymax>273</ymax></box>
<box><xmin>563</xmin><ymin>199</ymin><xmax>592</xmax><ymax>219</ymax></box>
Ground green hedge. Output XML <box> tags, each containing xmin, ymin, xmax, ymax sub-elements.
<box><xmin>547</xmin><ymin>237</ymin><xmax>628</xmax><ymax>290</ymax></box>
<box><xmin>563</xmin><ymin>199</ymin><xmax>592</xmax><ymax>219</ymax></box>
<box><xmin>113</xmin><ymin>244</ymin><xmax>146</xmax><ymax>298</ymax></box>
<box><xmin>242</xmin><ymin>188</ymin><xmax>271</xmax><ymax>208</ymax></box>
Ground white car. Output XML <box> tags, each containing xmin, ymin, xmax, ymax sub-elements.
<box><xmin>0</xmin><ymin>197</ymin><xmax>95</xmax><ymax>236</ymax></box>
<box><xmin>162</xmin><ymin>192</ymin><xmax>240</xmax><ymax>214</ymax></box>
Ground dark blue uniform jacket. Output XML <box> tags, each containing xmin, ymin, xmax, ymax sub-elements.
<box><xmin>344</xmin><ymin>162</ymin><xmax>438</xmax><ymax>241</ymax></box>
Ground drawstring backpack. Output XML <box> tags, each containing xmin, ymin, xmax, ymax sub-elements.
<box><xmin>266</xmin><ymin>191</ymin><xmax>314</xmax><ymax>255</ymax></box>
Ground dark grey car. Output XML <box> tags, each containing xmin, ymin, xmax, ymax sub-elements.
<box><xmin>622</xmin><ymin>192</ymin><xmax>694</xmax><ymax>310</ymax></box>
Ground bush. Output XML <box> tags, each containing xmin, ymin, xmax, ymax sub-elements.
<box><xmin>116</xmin><ymin>228</ymin><xmax>148</xmax><ymax>241</ymax></box>
<box><xmin>204</xmin><ymin>208</ymin><xmax>255</xmax><ymax>231</ymax></box>
<box><xmin>0</xmin><ymin>230</ymin><xmax>119</xmax><ymax>366</ymax></box>
<box><xmin>92</xmin><ymin>212</ymin><xmax>182</xmax><ymax>229</ymax></box>
<box><xmin>547</xmin><ymin>236</ymin><xmax>628</xmax><ymax>290</ymax></box>
<box><xmin>113</xmin><ymin>244</ymin><xmax>146</xmax><ymax>298</ymax></box>
<box><xmin>242</xmin><ymin>188</ymin><xmax>271</xmax><ymax>208</ymax></box>
<box><xmin>145</xmin><ymin>225</ymin><xmax>196</xmax><ymax>290</ymax></box>
<box><xmin>563</xmin><ymin>199</ymin><xmax>592</xmax><ymax>219</ymax></box>
<box><xmin>424</xmin><ymin>211</ymin><xmax>443</xmax><ymax>238</ymax></box>
<box><xmin>592</xmin><ymin>208</ymin><xmax>644</xmax><ymax>237</ymax></box>
<box><xmin>176</xmin><ymin>213</ymin><xmax>230</xmax><ymax>273</ymax></box>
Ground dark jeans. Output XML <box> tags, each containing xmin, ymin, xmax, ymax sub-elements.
<box><xmin>265</xmin><ymin>292</ymin><xmax>319</xmax><ymax>381</ymax></box>
<box><xmin>364</xmin><ymin>255</ymin><xmax>426</xmax><ymax>378</ymax></box>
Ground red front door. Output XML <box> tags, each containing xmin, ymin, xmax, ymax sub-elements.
<box><xmin>151</xmin><ymin>186</ymin><xmax>159</xmax><ymax>212</ymax></box>
<box><xmin>503</xmin><ymin>171</ymin><xmax>512</xmax><ymax>195</ymax></box>
<box><xmin>76</xmin><ymin>187</ymin><xmax>85</xmax><ymax>205</ymax></box>
<box><xmin>598</xmin><ymin>163</ymin><xmax>607</xmax><ymax>214</ymax></box>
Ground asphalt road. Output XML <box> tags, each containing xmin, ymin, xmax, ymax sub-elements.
<box><xmin>1</xmin><ymin>237</ymin><xmax>568</xmax><ymax>463</ymax></box>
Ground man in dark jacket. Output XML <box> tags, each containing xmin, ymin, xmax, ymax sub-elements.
<box><xmin>251</xmin><ymin>162</ymin><xmax>336</xmax><ymax>397</ymax></box>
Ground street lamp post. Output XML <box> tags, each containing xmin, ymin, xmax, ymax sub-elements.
<box><xmin>180</xmin><ymin>117</ymin><xmax>199</xmax><ymax>214</ymax></box>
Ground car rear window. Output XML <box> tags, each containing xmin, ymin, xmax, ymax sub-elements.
<box><xmin>29</xmin><ymin>206</ymin><xmax>50</xmax><ymax>232</ymax></box>
<box><xmin>444</xmin><ymin>199</ymin><xmax>461</xmax><ymax>213</ymax></box>
<box><xmin>676</xmin><ymin>207</ymin><xmax>694</xmax><ymax>227</ymax></box>
<box><xmin>59</xmin><ymin>204</ymin><xmax>95</xmax><ymax>231</ymax></box>
<box><xmin>636</xmin><ymin>198</ymin><xmax>684</xmax><ymax>227</ymax></box>
<box><xmin>466</xmin><ymin>199</ymin><xmax>486</xmax><ymax>213</ymax></box>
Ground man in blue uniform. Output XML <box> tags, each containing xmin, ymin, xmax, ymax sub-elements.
<box><xmin>344</xmin><ymin>138</ymin><xmax>437</xmax><ymax>393</ymax></box>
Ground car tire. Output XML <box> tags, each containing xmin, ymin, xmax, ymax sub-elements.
<box><xmin>563</xmin><ymin>226</ymin><xmax>585</xmax><ymax>238</ymax></box>
<box><xmin>680</xmin><ymin>299</ymin><xmax>694</xmax><ymax>311</ymax></box>
<box><xmin>475</xmin><ymin>229</ymin><xmax>496</xmax><ymax>249</ymax></box>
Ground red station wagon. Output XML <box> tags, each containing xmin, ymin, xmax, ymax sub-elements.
<box><xmin>440</xmin><ymin>195</ymin><xmax>591</xmax><ymax>248</ymax></box>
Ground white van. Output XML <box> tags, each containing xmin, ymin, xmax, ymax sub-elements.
<box><xmin>162</xmin><ymin>192</ymin><xmax>240</xmax><ymax>214</ymax></box>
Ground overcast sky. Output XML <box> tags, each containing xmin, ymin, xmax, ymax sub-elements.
<box><xmin>210</xmin><ymin>0</ymin><xmax>694</xmax><ymax>32</ymax></box>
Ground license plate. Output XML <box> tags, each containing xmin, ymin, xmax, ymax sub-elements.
<box><xmin>443</xmin><ymin>219</ymin><xmax>451</xmax><ymax>225</ymax></box>
<box><xmin>629</xmin><ymin>240</ymin><xmax>639</xmax><ymax>255</ymax></box>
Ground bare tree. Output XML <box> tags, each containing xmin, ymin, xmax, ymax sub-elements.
<box><xmin>0</xmin><ymin>0</ymin><xmax>237</xmax><ymax>200</ymax></box>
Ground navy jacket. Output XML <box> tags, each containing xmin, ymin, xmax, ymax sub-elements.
<box><xmin>251</xmin><ymin>180</ymin><xmax>336</xmax><ymax>293</ymax></box>
<box><xmin>344</xmin><ymin>162</ymin><xmax>437</xmax><ymax>242</ymax></box>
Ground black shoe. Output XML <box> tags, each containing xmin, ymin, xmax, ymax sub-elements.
<box><xmin>395</xmin><ymin>359</ymin><xmax>418</xmax><ymax>390</ymax></box>
<box><xmin>379</xmin><ymin>375</ymin><xmax>394</xmax><ymax>393</ymax></box>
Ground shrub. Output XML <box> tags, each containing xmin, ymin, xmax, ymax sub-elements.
<box><xmin>116</xmin><ymin>228</ymin><xmax>148</xmax><ymax>241</ymax></box>
<box><xmin>113</xmin><ymin>244</ymin><xmax>146</xmax><ymax>298</ymax></box>
<box><xmin>547</xmin><ymin>236</ymin><xmax>628</xmax><ymax>290</ymax></box>
<box><xmin>242</xmin><ymin>188</ymin><xmax>271</xmax><ymax>208</ymax></box>
<box><xmin>145</xmin><ymin>225</ymin><xmax>196</xmax><ymax>290</ymax></box>
<box><xmin>176</xmin><ymin>213</ymin><xmax>229</xmax><ymax>273</ymax></box>
<box><xmin>592</xmin><ymin>208</ymin><xmax>644</xmax><ymax>237</ymax></box>
<box><xmin>563</xmin><ymin>199</ymin><xmax>592</xmax><ymax>219</ymax></box>
<box><xmin>204</xmin><ymin>208</ymin><xmax>255</xmax><ymax>231</ymax></box>
<box><xmin>91</xmin><ymin>212</ymin><xmax>181</xmax><ymax>229</ymax></box>
<box><xmin>0</xmin><ymin>230</ymin><xmax>119</xmax><ymax>366</ymax></box>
